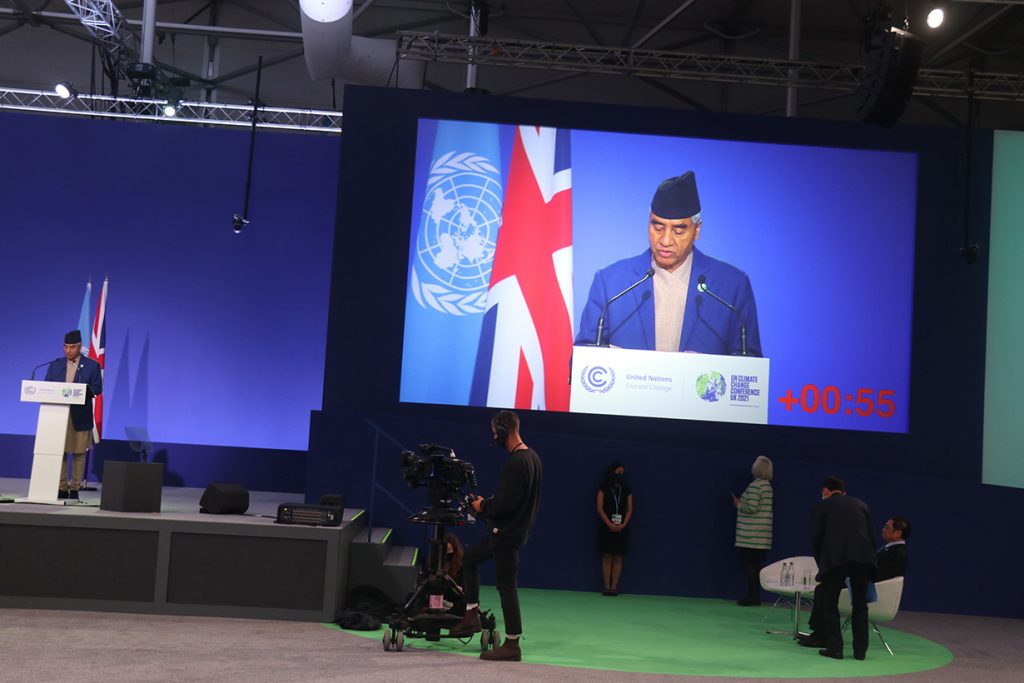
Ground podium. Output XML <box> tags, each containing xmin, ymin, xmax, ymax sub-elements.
<box><xmin>19</xmin><ymin>379</ymin><xmax>87</xmax><ymax>504</ymax></box>
<box><xmin>570</xmin><ymin>346</ymin><xmax>771</xmax><ymax>424</ymax></box>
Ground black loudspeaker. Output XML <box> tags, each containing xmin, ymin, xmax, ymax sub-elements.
<box><xmin>199</xmin><ymin>482</ymin><xmax>250</xmax><ymax>514</ymax></box>
<box><xmin>318</xmin><ymin>493</ymin><xmax>345</xmax><ymax>508</ymax></box>
<box><xmin>100</xmin><ymin>461</ymin><xmax>164</xmax><ymax>512</ymax></box>
<box><xmin>855</xmin><ymin>27</ymin><xmax>923</xmax><ymax>127</ymax></box>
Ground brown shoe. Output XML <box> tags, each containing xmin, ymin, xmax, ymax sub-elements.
<box><xmin>480</xmin><ymin>636</ymin><xmax>521</xmax><ymax>661</ymax></box>
<box><xmin>448</xmin><ymin>607</ymin><xmax>481</xmax><ymax>637</ymax></box>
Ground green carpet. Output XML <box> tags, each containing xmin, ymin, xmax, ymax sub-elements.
<box><xmin>329</xmin><ymin>587</ymin><xmax>953</xmax><ymax>678</ymax></box>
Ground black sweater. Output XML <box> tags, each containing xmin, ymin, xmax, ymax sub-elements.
<box><xmin>480</xmin><ymin>447</ymin><xmax>543</xmax><ymax>546</ymax></box>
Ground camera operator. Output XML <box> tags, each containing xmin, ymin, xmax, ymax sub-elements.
<box><xmin>449</xmin><ymin>410</ymin><xmax>543</xmax><ymax>662</ymax></box>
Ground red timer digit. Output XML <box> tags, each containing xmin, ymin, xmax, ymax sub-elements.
<box><xmin>777</xmin><ymin>385</ymin><xmax>895</xmax><ymax>418</ymax></box>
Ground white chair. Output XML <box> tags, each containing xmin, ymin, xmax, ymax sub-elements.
<box><xmin>759</xmin><ymin>556</ymin><xmax>818</xmax><ymax>632</ymax></box>
<box><xmin>838</xmin><ymin>576</ymin><xmax>904</xmax><ymax>655</ymax></box>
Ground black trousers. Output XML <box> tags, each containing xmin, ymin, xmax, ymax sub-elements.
<box><xmin>738</xmin><ymin>547</ymin><xmax>765</xmax><ymax>601</ymax></box>
<box><xmin>463</xmin><ymin>536</ymin><xmax>523</xmax><ymax>635</ymax></box>
<box><xmin>817</xmin><ymin>561</ymin><xmax>874</xmax><ymax>655</ymax></box>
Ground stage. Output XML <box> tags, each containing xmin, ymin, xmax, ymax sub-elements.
<box><xmin>0</xmin><ymin>477</ymin><xmax>364</xmax><ymax>622</ymax></box>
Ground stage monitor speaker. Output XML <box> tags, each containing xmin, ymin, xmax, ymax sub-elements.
<box><xmin>199</xmin><ymin>482</ymin><xmax>250</xmax><ymax>514</ymax></box>
<box><xmin>100</xmin><ymin>461</ymin><xmax>164</xmax><ymax>512</ymax></box>
<box><xmin>318</xmin><ymin>493</ymin><xmax>344</xmax><ymax>508</ymax></box>
<box><xmin>855</xmin><ymin>27</ymin><xmax>923</xmax><ymax>128</ymax></box>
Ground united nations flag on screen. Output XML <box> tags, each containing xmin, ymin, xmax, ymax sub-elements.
<box><xmin>400</xmin><ymin>119</ymin><xmax>505</xmax><ymax>406</ymax></box>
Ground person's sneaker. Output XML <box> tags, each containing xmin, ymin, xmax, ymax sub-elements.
<box><xmin>480</xmin><ymin>636</ymin><xmax>521</xmax><ymax>661</ymax></box>
<box><xmin>818</xmin><ymin>649</ymin><xmax>844</xmax><ymax>660</ymax></box>
<box><xmin>448</xmin><ymin>607</ymin><xmax>481</xmax><ymax>637</ymax></box>
<box><xmin>58</xmin><ymin>490</ymin><xmax>69</xmax><ymax>499</ymax></box>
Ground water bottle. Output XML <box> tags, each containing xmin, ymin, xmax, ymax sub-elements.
<box><xmin>779</xmin><ymin>562</ymin><xmax>786</xmax><ymax>585</ymax></box>
<box><xmin>787</xmin><ymin>562</ymin><xmax>794</xmax><ymax>586</ymax></box>
<box><xmin>781</xmin><ymin>561</ymin><xmax>789</xmax><ymax>586</ymax></box>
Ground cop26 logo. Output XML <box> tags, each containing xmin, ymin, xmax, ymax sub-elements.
<box><xmin>410</xmin><ymin>151</ymin><xmax>503</xmax><ymax>316</ymax></box>
<box><xmin>580</xmin><ymin>365</ymin><xmax>616</xmax><ymax>393</ymax></box>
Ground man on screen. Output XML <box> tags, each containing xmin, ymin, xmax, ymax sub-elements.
<box><xmin>576</xmin><ymin>171</ymin><xmax>762</xmax><ymax>356</ymax></box>
<box><xmin>44</xmin><ymin>330</ymin><xmax>102</xmax><ymax>499</ymax></box>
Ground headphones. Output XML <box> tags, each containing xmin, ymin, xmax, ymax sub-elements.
<box><xmin>493</xmin><ymin>410</ymin><xmax>515</xmax><ymax>442</ymax></box>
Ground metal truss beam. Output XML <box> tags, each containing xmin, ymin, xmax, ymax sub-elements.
<box><xmin>0</xmin><ymin>87</ymin><xmax>342</xmax><ymax>134</ymax></box>
<box><xmin>62</xmin><ymin>0</ymin><xmax>139</xmax><ymax>77</ymax></box>
<box><xmin>396</xmin><ymin>31</ymin><xmax>1024</xmax><ymax>102</ymax></box>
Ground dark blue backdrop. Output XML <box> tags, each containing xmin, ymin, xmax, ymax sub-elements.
<box><xmin>0</xmin><ymin>112</ymin><xmax>338</xmax><ymax>490</ymax></box>
<box><xmin>312</xmin><ymin>86</ymin><xmax>1019</xmax><ymax>618</ymax></box>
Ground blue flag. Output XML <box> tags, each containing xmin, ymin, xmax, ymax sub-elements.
<box><xmin>400</xmin><ymin>120</ymin><xmax>505</xmax><ymax>406</ymax></box>
<box><xmin>78</xmin><ymin>278</ymin><xmax>92</xmax><ymax>356</ymax></box>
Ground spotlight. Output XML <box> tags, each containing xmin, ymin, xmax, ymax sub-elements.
<box><xmin>231</xmin><ymin>214</ymin><xmax>250</xmax><ymax>233</ymax></box>
<box><xmin>54</xmin><ymin>82</ymin><xmax>77</xmax><ymax>99</ymax></box>
<box><xmin>926</xmin><ymin>1</ymin><xmax>949</xmax><ymax>29</ymax></box>
<box><xmin>162</xmin><ymin>102</ymin><xmax>178</xmax><ymax>117</ymax></box>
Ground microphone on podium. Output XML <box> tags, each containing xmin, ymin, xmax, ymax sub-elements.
<box><xmin>595</xmin><ymin>268</ymin><xmax>655</xmax><ymax>346</ymax></box>
<box><xmin>30</xmin><ymin>359</ymin><xmax>57</xmax><ymax>381</ymax></box>
<box><xmin>697</xmin><ymin>274</ymin><xmax>749</xmax><ymax>356</ymax></box>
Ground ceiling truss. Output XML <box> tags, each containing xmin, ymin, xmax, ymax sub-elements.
<box><xmin>396</xmin><ymin>31</ymin><xmax>1024</xmax><ymax>102</ymax></box>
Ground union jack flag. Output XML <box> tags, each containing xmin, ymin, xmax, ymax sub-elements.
<box><xmin>470</xmin><ymin>126</ymin><xmax>574</xmax><ymax>411</ymax></box>
<box><xmin>89</xmin><ymin>276</ymin><xmax>107</xmax><ymax>443</ymax></box>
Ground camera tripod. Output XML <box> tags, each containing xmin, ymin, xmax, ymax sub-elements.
<box><xmin>382</xmin><ymin>516</ymin><xmax>498</xmax><ymax>652</ymax></box>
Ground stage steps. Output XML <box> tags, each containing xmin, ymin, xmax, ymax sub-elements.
<box><xmin>347</xmin><ymin>523</ymin><xmax>420</xmax><ymax>605</ymax></box>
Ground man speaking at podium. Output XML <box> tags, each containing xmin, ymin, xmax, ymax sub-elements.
<box><xmin>44</xmin><ymin>330</ymin><xmax>102</xmax><ymax>499</ymax></box>
<box><xmin>576</xmin><ymin>171</ymin><xmax>762</xmax><ymax>356</ymax></box>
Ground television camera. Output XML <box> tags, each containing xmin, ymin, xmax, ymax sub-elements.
<box><xmin>383</xmin><ymin>444</ymin><xmax>499</xmax><ymax>652</ymax></box>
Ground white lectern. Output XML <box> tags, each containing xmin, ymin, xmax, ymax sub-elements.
<box><xmin>19</xmin><ymin>379</ymin><xmax>87</xmax><ymax>504</ymax></box>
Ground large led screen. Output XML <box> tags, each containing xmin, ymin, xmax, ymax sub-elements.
<box><xmin>400</xmin><ymin>119</ymin><xmax>917</xmax><ymax>433</ymax></box>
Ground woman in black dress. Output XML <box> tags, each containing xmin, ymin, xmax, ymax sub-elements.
<box><xmin>597</xmin><ymin>462</ymin><xmax>633</xmax><ymax>596</ymax></box>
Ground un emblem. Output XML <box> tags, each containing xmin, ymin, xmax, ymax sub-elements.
<box><xmin>410</xmin><ymin>150</ymin><xmax>503</xmax><ymax>316</ymax></box>
<box><xmin>580</xmin><ymin>365</ymin><xmax>615</xmax><ymax>393</ymax></box>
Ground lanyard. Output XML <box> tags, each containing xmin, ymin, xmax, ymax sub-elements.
<box><xmin>611</xmin><ymin>486</ymin><xmax>621</xmax><ymax>515</ymax></box>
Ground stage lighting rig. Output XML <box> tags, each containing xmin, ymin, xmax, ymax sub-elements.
<box><xmin>54</xmin><ymin>82</ymin><xmax>78</xmax><ymax>99</ymax></box>
<box><xmin>231</xmin><ymin>214</ymin><xmax>249</xmax><ymax>233</ymax></box>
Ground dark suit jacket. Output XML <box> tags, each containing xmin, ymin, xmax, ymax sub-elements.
<box><xmin>575</xmin><ymin>248</ymin><xmax>762</xmax><ymax>356</ymax></box>
<box><xmin>875</xmin><ymin>543</ymin><xmax>907</xmax><ymax>581</ymax></box>
<box><xmin>811</xmin><ymin>493</ymin><xmax>877</xmax><ymax>576</ymax></box>
<box><xmin>44</xmin><ymin>355</ymin><xmax>103</xmax><ymax>432</ymax></box>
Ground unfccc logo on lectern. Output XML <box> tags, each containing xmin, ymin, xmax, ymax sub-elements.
<box><xmin>24</xmin><ymin>386</ymin><xmax>36</xmax><ymax>396</ymax></box>
<box><xmin>580</xmin><ymin>365</ymin><xmax>616</xmax><ymax>393</ymax></box>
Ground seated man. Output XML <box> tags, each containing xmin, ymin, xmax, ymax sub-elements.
<box><xmin>798</xmin><ymin>516</ymin><xmax>910</xmax><ymax>649</ymax></box>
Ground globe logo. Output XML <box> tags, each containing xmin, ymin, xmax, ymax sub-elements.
<box><xmin>410</xmin><ymin>151</ymin><xmax>503</xmax><ymax>316</ymax></box>
<box><xmin>580</xmin><ymin>365</ymin><xmax>615</xmax><ymax>393</ymax></box>
<box><xmin>24</xmin><ymin>385</ymin><xmax>36</xmax><ymax>396</ymax></box>
<box><xmin>61</xmin><ymin>388</ymin><xmax>72</xmax><ymax>398</ymax></box>
<box><xmin>696</xmin><ymin>371</ymin><xmax>727</xmax><ymax>402</ymax></box>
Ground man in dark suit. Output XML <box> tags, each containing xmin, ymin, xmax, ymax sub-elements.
<box><xmin>43</xmin><ymin>330</ymin><xmax>103</xmax><ymax>499</ymax></box>
<box><xmin>808</xmin><ymin>476</ymin><xmax>877</xmax><ymax>660</ymax></box>
<box><xmin>799</xmin><ymin>515</ymin><xmax>910</xmax><ymax>649</ymax></box>
<box><xmin>575</xmin><ymin>171</ymin><xmax>762</xmax><ymax>356</ymax></box>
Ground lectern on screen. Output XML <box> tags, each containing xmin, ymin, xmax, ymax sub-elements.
<box><xmin>398</xmin><ymin>119</ymin><xmax>917</xmax><ymax>434</ymax></box>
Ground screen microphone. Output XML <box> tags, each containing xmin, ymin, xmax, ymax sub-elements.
<box><xmin>29</xmin><ymin>359</ymin><xmax>57</xmax><ymax>381</ymax></box>
<box><xmin>696</xmin><ymin>274</ymin><xmax>749</xmax><ymax>356</ymax></box>
<box><xmin>595</xmin><ymin>268</ymin><xmax>655</xmax><ymax>346</ymax></box>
